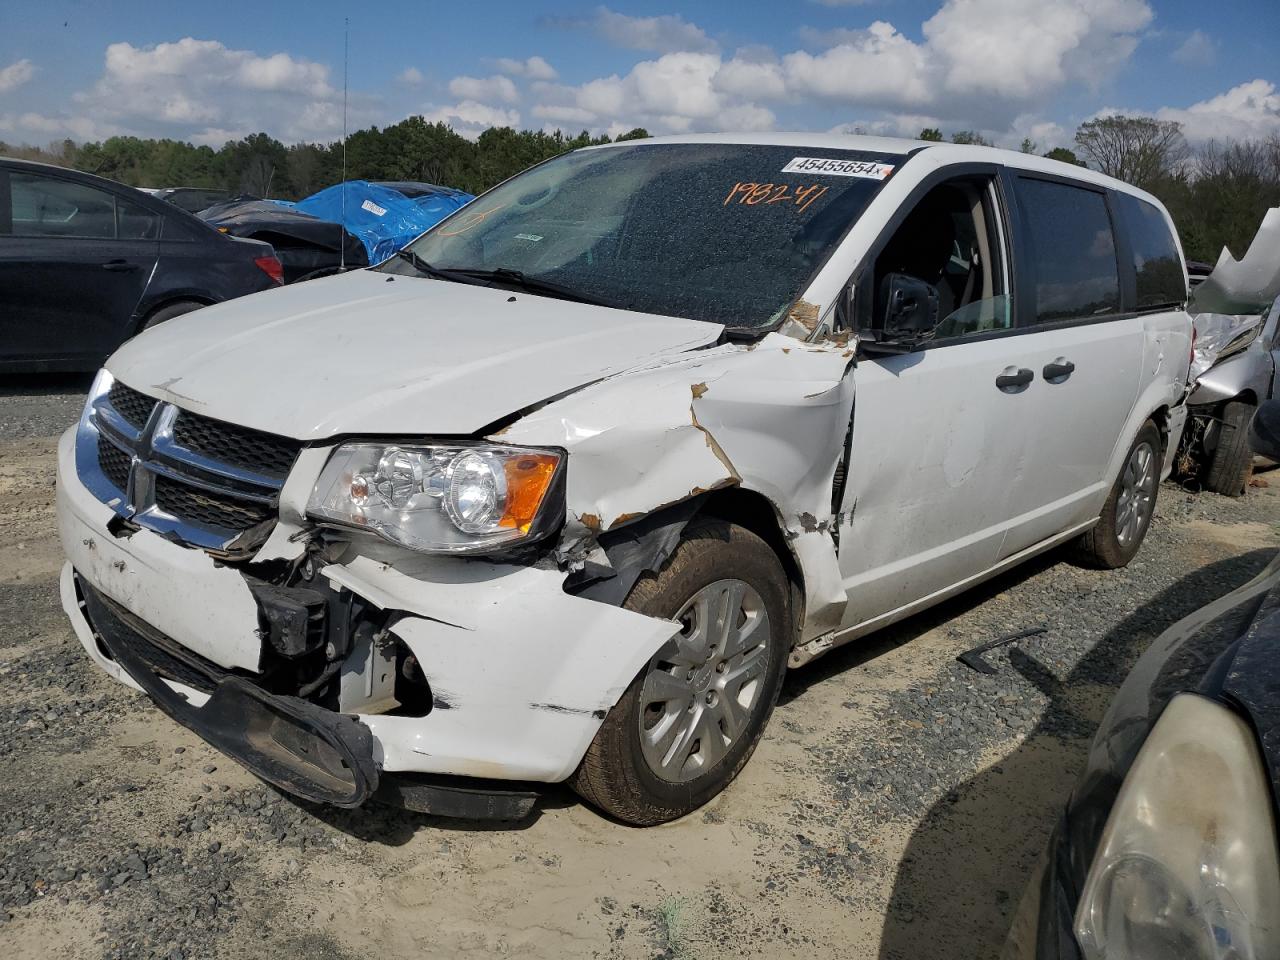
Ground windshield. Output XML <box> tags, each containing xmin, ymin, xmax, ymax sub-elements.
<box><xmin>386</xmin><ymin>143</ymin><xmax>904</xmax><ymax>328</ymax></box>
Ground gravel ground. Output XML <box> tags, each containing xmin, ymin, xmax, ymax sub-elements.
<box><xmin>1</xmin><ymin>375</ymin><xmax>1277</xmax><ymax>960</ymax></box>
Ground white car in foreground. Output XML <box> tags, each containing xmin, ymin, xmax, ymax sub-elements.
<box><xmin>57</xmin><ymin>134</ymin><xmax>1191</xmax><ymax>824</ymax></box>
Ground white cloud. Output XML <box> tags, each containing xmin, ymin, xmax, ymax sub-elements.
<box><xmin>582</xmin><ymin>7</ymin><xmax>717</xmax><ymax>54</ymax></box>
<box><xmin>448</xmin><ymin>74</ymin><xmax>519</xmax><ymax>104</ymax></box>
<box><xmin>713</xmin><ymin>56</ymin><xmax>787</xmax><ymax>100</ymax></box>
<box><xmin>0</xmin><ymin>58</ymin><xmax>35</xmax><ymax>93</ymax></box>
<box><xmin>422</xmin><ymin>100</ymin><xmax>520</xmax><ymax>139</ymax></box>
<box><xmin>783</xmin><ymin>22</ymin><xmax>932</xmax><ymax>108</ymax></box>
<box><xmin>1172</xmin><ymin>29</ymin><xmax>1216</xmax><ymax>67</ymax></box>
<box><xmin>494</xmin><ymin>56</ymin><xmax>557</xmax><ymax>81</ymax></box>
<box><xmin>397</xmin><ymin>66</ymin><xmax>424</xmax><ymax>86</ymax></box>
<box><xmin>534</xmin><ymin>0</ymin><xmax>1155</xmax><ymax>139</ymax></box>
<box><xmin>922</xmin><ymin>0</ymin><xmax>1152</xmax><ymax>97</ymax></box>
<box><xmin>531</xmin><ymin>103</ymin><xmax>597</xmax><ymax>125</ymax></box>
<box><xmin>0</xmin><ymin>111</ymin><xmax>109</xmax><ymax>142</ymax></box>
<box><xmin>69</xmin><ymin>37</ymin><xmax>349</xmax><ymax>143</ymax></box>
<box><xmin>1156</xmin><ymin>79</ymin><xmax>1280</xmax><ymax>142</ymax></box>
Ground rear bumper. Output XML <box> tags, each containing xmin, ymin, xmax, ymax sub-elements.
<box><xmin>56</xmin><ymin>425</ymin><xmax>680</xmax><ymax>788</ymax></box>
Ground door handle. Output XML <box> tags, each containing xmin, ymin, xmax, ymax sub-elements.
<box><xmin>996</xmin><ymin>366</ymin><xmax>1034</xmax><ymax>392</ymax></box>
<box><xmin>102</xmin><ymin>259</ymin><xmax>139</xmax><ymax>272</ymax></box>
<box><xmin>1043</xmin><ymin>358</ymin><xmax>1076</xmax><ymax>383</ymax></box>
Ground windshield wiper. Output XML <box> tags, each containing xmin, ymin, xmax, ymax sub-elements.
<box><xmin>395</xmin><ymin>253</ymin><xmax>621</xmax><ymax>309</ymax></box>
<box><xmin>395</xmin><ymin>249</ymin><xmax>470</xmax><ymax>281</ymax></box>
<box><xmin>451</xmin><ymin>266</ymin><xmax>623</xmax><ymax>308</ymax></box>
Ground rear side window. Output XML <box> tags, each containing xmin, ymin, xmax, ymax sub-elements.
<box><xmin>117</xmin><ymin>198</ymin><xmax>160</xmax><ymax>240</ymax></box>
<box><xmin>1014</xmin><ymin>177</ymin><xmax>1120</xmax><ymax>323</ymax></box>
<box><xmin>10</xmin><ymin>172</ymin><xmax>117</xmax><ymax>239</ymax></box>
<box><xmin>1117</xmin><ymin>194</ymin><xmax>1186</xmax><ymax>309</ymax></box>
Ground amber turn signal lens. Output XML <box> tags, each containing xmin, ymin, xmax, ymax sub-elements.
<box><xmin>500</xmin><ymin>454</ymin><xmax>559</xmax><ymax>531</ymax></box>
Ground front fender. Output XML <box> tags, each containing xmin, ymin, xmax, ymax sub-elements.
<box><xmin>497</xmin><ymin>332</ymin><xmax>856</xmax><ymax>638</ymax></box>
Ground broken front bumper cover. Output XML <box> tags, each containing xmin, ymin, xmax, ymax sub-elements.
<box><xmin>74</xmin><ymin>576</ymin><xmax>541</xmax><ymax>819</ymax></box>
<box><xmin>82</xmin><ymin>577</ymin><xmax>381</xmax><ymax>807</ymax></box>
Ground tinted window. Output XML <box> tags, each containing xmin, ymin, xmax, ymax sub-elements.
<box><xmin>117</xmin><ymin>198</ymin><xmax>160</xmax><ymax>240</ymax></box>
<box><xmin>395</xmin><ymin>143</ymin><xmax>902</xmax><ymax>328</ymax></box>
<box><xmin>11</xmin><ymin>173</ymin><xmax>117</xmax><ymax>239</ymax></box>
<box><xmin>1015</xmin><ymin>178</ymin><xmax>1120</xmax><ymax>323</ymax></box>
<box><xmin>1117</xmin><ymin>193</ymin><xmax>1185</xmax><ymax>309</ymax></box>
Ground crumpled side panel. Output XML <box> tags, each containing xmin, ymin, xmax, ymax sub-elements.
<box><xmin>1191</xmin><ymin>207</ymin><xmax>1280</xmax><ymax>315</ymax></box>
<box><xmin>497</xmin><ymin>332</ymin><xmax>855</xmax><ymax>640</ymax></box>
<box><xmin>1190</xmin><ymin>312</ymin><xmax>1264</xmax><ymax>382</ymax></box>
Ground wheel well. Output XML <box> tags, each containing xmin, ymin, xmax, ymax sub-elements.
<box><xmin>136</xmin><ymin>296</ymin><xmax>213</xmax><ymax>334</ymax></box>
<box><xmin>696</xmin><ymin>488</ymin><xmax>807</xmax><ymax>643</ymax></box>
<box><xmin>1148</xmin><ymin>405</ymin><xmax>1171</xmax><ymax>454</ymax></box>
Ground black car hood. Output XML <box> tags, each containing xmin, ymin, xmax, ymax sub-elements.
<box><xmin>200</xmin><ymin>199</ymin><xmax>368</xmax><ymax>263</ymax></box>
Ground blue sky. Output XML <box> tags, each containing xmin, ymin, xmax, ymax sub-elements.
<box><xmin>0</xmin><ymin>0</ymin><xmax>1276</xmax><ymax>150</ymax></box>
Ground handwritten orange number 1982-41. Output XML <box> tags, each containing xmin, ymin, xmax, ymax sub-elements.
<box><xmin>722</xmin><ymin>182</ymin><xmax>829</xmax><ymax>212</ymax></box>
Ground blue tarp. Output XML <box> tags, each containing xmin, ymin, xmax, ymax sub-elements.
<box><xmin>294</xmin><ymin>181</ymin><xmax>473</xmax><ymax>264</ymax></box>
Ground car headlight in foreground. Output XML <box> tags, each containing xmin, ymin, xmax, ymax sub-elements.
<box><xmin>308</xmin><ymin>443</ymin><xmax>562</xmax><ymax>553</ymax></box>
<box><xmin>1075</xmin><ymin>693</ymin><xmax>1280</xmax><ymax>960</ymax></box>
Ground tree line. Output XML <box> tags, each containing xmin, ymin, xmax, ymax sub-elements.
<box><xmin>4</xmin><ymin>113</ymin><xmax>1276</xmax><ymax>265</ymax></box>
<box><xmin>0</xmin><ymin>119</ymin><xmax>650</xmax><ymax>201</ymax></box>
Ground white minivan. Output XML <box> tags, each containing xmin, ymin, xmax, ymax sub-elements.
<box><xmin>57</xmin><ymin>134</ymin><xmax>1192</xmax><ymax>824</ymax></box>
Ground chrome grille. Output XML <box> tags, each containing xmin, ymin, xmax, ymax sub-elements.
<box><xmin>153</xmin><ymin>476</ymin><xmax>275</xmax><ymax>531</ymax></box>
<box><xmin>97</xmin><ymin>439</ymin><xmax>132</xmax><ymax>491</ymax></box>
<box><xmin>77</xmin><ymin>374</ymin><xmax>299</xmax><ymax>552</ymax></box>
<box><xmin>172</xmin><ymin>412</ymin><xmax>299</xmax><ymax>479</ymax></box>
<box><xmin>106</xmin><ymin>382</ymin><xmax>157</xmax><ymax>432</ymax></box>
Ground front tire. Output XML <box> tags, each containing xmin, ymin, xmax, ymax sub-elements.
<box><xmin>1074</xmin><ymin>421</ymin><xmax>1162</xmax><ymax>569</ymax></box>
<box><xmin>570</xmin><ymin>520</ymin><xmax>790</xmax><ymax>825</ymax></box>
<box><xmin>1204</xmin><ymin>400</ymin><xmax>1255</xmax><ymax>497</ymax></box>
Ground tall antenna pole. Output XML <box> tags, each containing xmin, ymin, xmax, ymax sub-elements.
<box><xmin>340</xmin><ymin>17</ymin><xmax>349</xmax><ymax>271</ymax></box>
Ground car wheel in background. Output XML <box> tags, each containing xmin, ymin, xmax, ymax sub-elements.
<box><xmin>570</xmin><ymin>519</ymin><xmax>790</xmax><ymax>825</ymax></box>
<box><xmin>1074</xmin><ymin>420</ymin><xmax>1163</xmax><ymax>569</ymax></box>
<box><xmin>140</xmin><ymin>300</ymin><xmax>205</xmax><ymax>332</ymax></box>
<box><xmin>1204</xmin><ymin>400</ymin><xmax>1256</xmax><ymax>497</ymax></box>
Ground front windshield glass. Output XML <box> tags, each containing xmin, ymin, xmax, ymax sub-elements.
<box><xmin>388</xmin><ymin>143</ymin><xmax>904</xmax><ymax>328</ymax></box>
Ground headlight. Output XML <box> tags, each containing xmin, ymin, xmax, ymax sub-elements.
<box><xmin>1075</xmin><ymin>694</ymin><xmax>1280</xmax><ymax>960</ymax></box>
<box><xmin>307</xmin><ymin>442</ymin><xmax>562</xmax><ymax>553</ymax></box>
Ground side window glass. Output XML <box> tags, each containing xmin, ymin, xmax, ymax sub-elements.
<box><xmin>871</xmin><ymin>177</ymin><xmax>1011</xmax><ymax>340</ymax></box>
<box><xmin>117</xmin><ymin>198</ymin><xmax>160</xmax><ymax>240</ymax></box>
<box><xmin>11</xmin><ymin>173</ymin><xmax>117</xmax><ymax>239</ymax></box>
<box><xmin>1014</xmin><ymin>178</ymin><xmax>1120</xmax><ymax>323</ymax></box>
<box><xmin>1117</xmin><ymin>194</ymin><xmax>1186</xmax><ymax>309</ymax></box>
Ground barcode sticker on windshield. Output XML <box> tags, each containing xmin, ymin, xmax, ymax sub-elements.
<box><xmin>782</xmin><ymin>158</ymin><xmax>894</xmax><ymax>179</ymax></box>
<box><xmin>361</xmin><ymin>199</ymin><xmax>387</xmax><ymax>216</ymax></box>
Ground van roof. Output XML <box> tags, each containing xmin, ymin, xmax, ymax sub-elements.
<box><xmin>589</xmin><ymin>131</ymin><xmax>1159</xmax><ymax>204</ymax></box>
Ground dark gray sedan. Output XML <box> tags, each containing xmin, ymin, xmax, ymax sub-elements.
<box><xmin>0</xmin><ymin>158</ymin><xmax>283</xmax><ymax>372</ymax></box>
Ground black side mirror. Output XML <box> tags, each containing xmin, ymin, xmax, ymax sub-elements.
<box><xmin>878</xmin><ymin>273</ymin><xmax>939</xmax><ymax>340</ymax></box>
<box><xmin>1250</xmin><ymin>399</ymin><xmax>1280</xmax><ymax>461</ymax></box>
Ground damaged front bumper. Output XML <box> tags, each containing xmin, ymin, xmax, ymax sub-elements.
<box><xmin>56</xmin><ymin>426</ymin><xmax>681</xmax><ymax>803</ymax></box>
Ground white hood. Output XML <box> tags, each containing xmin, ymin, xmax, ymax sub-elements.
<box><xmin>108</xmin><ymin>271</ymin><xmax>723</xmax><ymax>440</ymax></box>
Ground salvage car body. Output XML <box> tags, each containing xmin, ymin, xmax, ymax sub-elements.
<box><xmin>1174</xmin><ymin>209</ymin><xmax>1280</xmax><ymax>490</ymax></box>
<box><xmin>56</xmin><ymin>134</ymin><xmax>1192</xmax><ymax>812</ymax></box>
<box><xmin>1002</xmin><ymin>435</ymin><xmax>1280</xmax><ymax>957</ymax></box>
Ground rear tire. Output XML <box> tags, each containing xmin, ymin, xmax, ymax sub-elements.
<box><xmin>569</xmin><ymin>519</ymin><xmax>790</xmax><ymax>825</ymax></box>
<box><xmin>1074</xmin><ymin>421</ymin><xmax>1162</xmax><ymax>570</ymax></box>
<box><xmin>140</xmin><ymin>300</ymin><xmax>204</xmax><ymax>332</ymax></box>
<box><xmin>1204</xmin><ymin>400</ymin><xmax>1255</xmax><ymax>497</ymax></box>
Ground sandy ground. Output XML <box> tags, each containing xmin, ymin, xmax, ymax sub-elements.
<box><xmin>1</xmin><ymin>376</ymin><xmax>1277</xmax><ymax>960</ymax></box>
